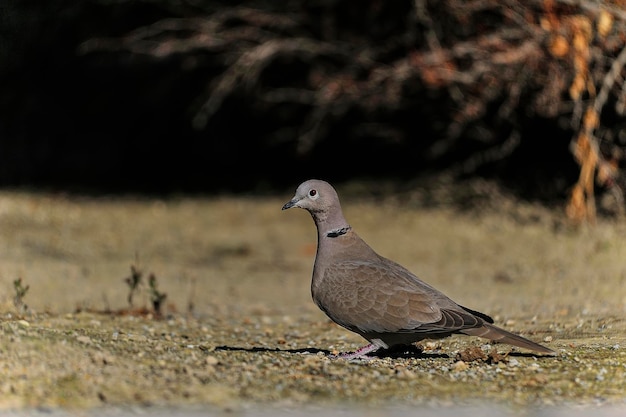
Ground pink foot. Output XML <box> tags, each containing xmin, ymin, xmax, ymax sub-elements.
<box><xmin>332</xmin><ymin>343</ymin><xmax>381</xmax><ymax>360</ymax></box>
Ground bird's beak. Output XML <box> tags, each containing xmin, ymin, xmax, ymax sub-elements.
<box><xmin>282</xmin><ymin>198</ymin><xmax>298</xmax><ymax>210</ymax></box>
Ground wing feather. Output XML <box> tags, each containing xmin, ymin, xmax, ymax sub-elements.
<box><xmin>315</xmin><ymin>257</ymin><xmax>483</xmax><ymax>335</ymax></box>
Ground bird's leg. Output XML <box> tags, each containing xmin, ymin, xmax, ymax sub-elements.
<box><xmin>332</xmin><ymin>339</ymin><xmax>388</xmax><ymax>360</ymax></box>
<box><xmin>333</xmin><ymin>343</ymin><xmax>379</xmax><ymax>360</ymax></box>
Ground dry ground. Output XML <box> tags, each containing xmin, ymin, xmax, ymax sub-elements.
<box><xmin>0</xmin><ymin>184</ymin><xmax>625</xmax><ymax>413</ymax></box>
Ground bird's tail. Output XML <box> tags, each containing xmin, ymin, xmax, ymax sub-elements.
<box><xmin>462</xmin><ymin>322</ymin><xmax>555</xmax><ymax>355</ymax></box>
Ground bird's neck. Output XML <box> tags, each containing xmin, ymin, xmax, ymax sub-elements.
<box><xmin>316</xmin><ymin>220</ymin><xmax>355</xmax><ymax>258</ymax></box>
<box><xmin>311</xmin><ymin>208</ymin><xmax>350</xmax><ymax>240</ymax></box>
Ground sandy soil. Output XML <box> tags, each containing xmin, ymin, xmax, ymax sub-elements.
<box><xmin>0</xmin><ymin>186</ymin><xmax>625</xmax><ymax>413</ymax></box>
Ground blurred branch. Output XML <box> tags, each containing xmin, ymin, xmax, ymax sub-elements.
<box><xmin>192</xmin><ymin>38</ymin><xmax>353</xmax><ymax>129</ymax></box>
<box><xmin>79</xmin><ymin>7</ymin><xmax>300</xmax><ymax>57</ymax></box>
<box><xmin>567</xmin><ymin>45</ymin><xmax>626</xmax><ymax>223</ymax></box>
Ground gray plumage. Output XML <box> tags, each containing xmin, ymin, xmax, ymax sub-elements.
<box><xmin>282</xmin><ymin>179</ymin><xmax>554</xmax><ymax>359</ymax></box>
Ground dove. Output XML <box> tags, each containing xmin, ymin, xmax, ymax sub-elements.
<box><xmin>282</xmin><ymin>179</ymin><xmax>554</xmax><ymax>359</ymax></box>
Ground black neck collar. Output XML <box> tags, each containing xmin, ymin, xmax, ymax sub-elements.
<box><xmin>326</xmin><ymin>226</ymin><xmax>351</xmax><ymax>238</ymax></box>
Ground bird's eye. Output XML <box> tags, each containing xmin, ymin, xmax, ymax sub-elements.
<box><xmin>308</xmin><ymin>189</ymin><xmax>318</xmax><ymax>198</ymax></box>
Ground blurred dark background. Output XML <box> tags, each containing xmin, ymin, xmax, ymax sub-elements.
<box><xmin>1</xmin><ymin>0</ymin><xmax>624</xmax><ymax>208</ymax></box>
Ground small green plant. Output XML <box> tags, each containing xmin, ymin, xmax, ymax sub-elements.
<box><xmin>124</xmin><ymin>265</ymin><xmax>142</xmax><ymax>308</ymax></box>
<box><xmin>121</xmin><ymin>264</ymin><xmax>168</xmax><ymax>317</ymax></box>
<box><xmin>148</xmin><ymin>273</ymin><xmax>167</xmax><ymax>317</ymax></box>
<box><xmin>13</xmin><ymin>277</ymin><xmax>30</xmax><ymax>311</ymax></box>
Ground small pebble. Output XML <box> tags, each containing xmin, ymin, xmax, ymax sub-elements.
<box><xmin>395</xmin><ymin>367</ymin><xmax>416</xmax><ymax>379</ymax></box>
<box><xmin>424</xmin><ymin>341</ymin><xmax>438</xmax><ymax>350</ymax></box>
<box><xmin>507</xmin><ymin>358</ymin><xmax>520</xmax><ymax>367</ymax></box>
<box><xmin>452</xmin><ymin>360</ymin><xmax>469</xmax><ymax>371</ymax></box>
<box><xmin>76</xmin><ymin>335</ymin><xmax>92</xmax><ymax>345</ymax></box>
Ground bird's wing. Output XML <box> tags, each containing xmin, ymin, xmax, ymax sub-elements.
<box><xmin>316</xmin><ymin>258</ymin><xmax>483</xmax><ymax>335</ymax></box>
